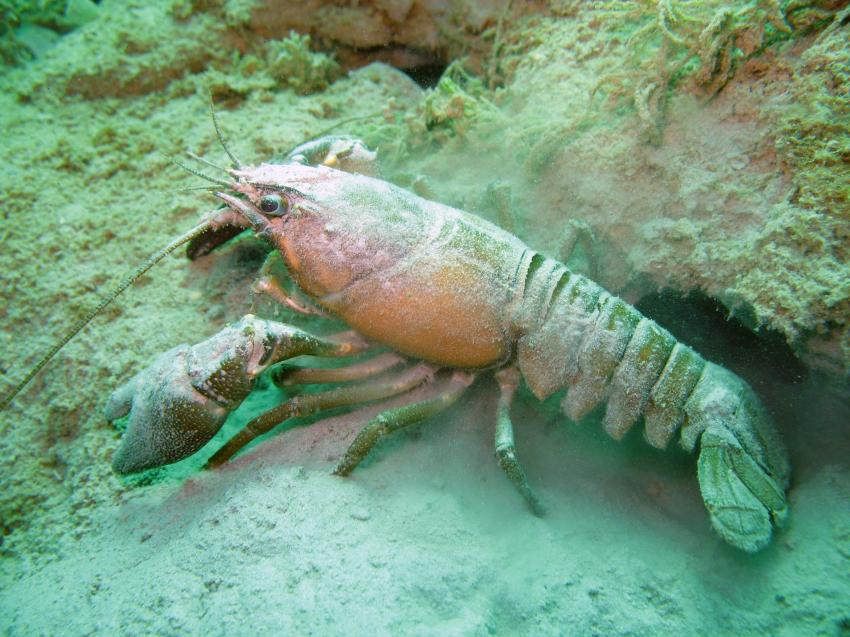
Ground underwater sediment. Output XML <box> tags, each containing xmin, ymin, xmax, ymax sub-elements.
<box><xmin>1</xmin><ymin>1</ymin><xmax>848</xmax><ymax>635</ymax></box>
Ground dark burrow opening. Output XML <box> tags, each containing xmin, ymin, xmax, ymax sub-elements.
<box><xmin>633</xmin><ymin>290</ymin><xmax>843</xmax><ymax>470</ymax></box>
<box><xmin>634</xmin><ymin>290</ymin><xmax>806</xmax><ymax>391</ymax></box>
<box><xmin>634</xmin><ymin>291</ymin><xmax>850</xmax><ymax>476</ymax></box>
<box><xmin>401</xmin><ymin>63</ymin><xmax>449</xmax><ymax>89</ymax></box>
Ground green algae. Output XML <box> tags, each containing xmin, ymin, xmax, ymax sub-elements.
<box><xmin>723</xmin><ymin>17</ymin><xmax>850</xmax><ymax>371</ymax></box>
<box><xmin>1</xmin><ymin>0</ymin><xmax>98</xmax><ymax>64</ymax></box>
<box><xmin>265</xmin><ymin>31</ymin><xmax>341</xmax><ymax>95</ymax></box>
<box><xmin>775</xmin><ymin>19</ymin><xmax>849</xmax><ymax>223</ymax></box>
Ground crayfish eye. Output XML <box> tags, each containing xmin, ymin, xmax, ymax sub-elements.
<box><xmin>259</xmin><ymin>194</ymin><xmax>286</xmax><ymax>216</ymax></box>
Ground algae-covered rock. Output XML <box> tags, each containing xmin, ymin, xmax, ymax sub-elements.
<box><xmin>432</xmin><ymin>1</ymin><xmax>850</xmax><ymax>377</ymax></box>
<box><xmin>265</xmin><ymin>31</ymin><xmax>341</xmax><ymax>95</ymax></box>
<box><xmin>1</xmin><ymin>0</ymin><xmax>98</xmax><ymax>64</ymax></box>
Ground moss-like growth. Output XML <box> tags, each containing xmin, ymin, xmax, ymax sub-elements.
<box><xmin>171</xmin><ymin>0</ymin><xmax>257</xmax><ymax>25</ymax></box>
<box><xmin>0</xmin><ymin>3</ymin><xmax>29</xmax><ymax>65</ymax></box>
<box><xmin>1</xmin><ymin>0</ymin><xmax>97</xmax><ymax>65</ymax></box>
<box><xmin>588</xmin><ymin>0</ymin><xmax>840</xmax><ymax>141</ymax></box>
<box><xmin>414</xmin><ymin>61</ymin><xmax>505</xmax><ymax>145</ymax></box>
<box><xmin>776</xmin><ymin>18</ymin><xmax>850</xmax><ymax>222</ymax></box>
<box><xmin>756</xmin><ymin>16</ymin><xmax>850</xmax><ymax>368</ymax></box>
<box><xmin>265</xmin><ymin>31</ymin><xmax>341</xmax><ymax>95</ymax></box>
<box><xmin>2</xmin><ymin>0</ymin><xmax>68</xmax><ymax>32</ymax></box>
<box><xmin>197</xmin><ymin>52</ymin><xmax>275</xmax><ymax>102</ymax></box>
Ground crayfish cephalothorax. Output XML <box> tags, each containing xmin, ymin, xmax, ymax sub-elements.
<box><xmin>104</xmin><ymin>132</ymin><xmax>790</xmax><ymax>553</ymax></box>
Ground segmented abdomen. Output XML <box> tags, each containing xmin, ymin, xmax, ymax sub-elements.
<box><xmin>514</xmin><ymin>253</ymin><xmax>706</xmax><ymax>451</ymax></box>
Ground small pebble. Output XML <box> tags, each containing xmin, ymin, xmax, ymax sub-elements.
<box><xmin>350</xmin><ymin>508</ymin><xmax>371</xmax><ymax>521</ymax></box>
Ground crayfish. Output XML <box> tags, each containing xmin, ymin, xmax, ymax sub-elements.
<box><xmin>1</xmin><ymin>119</ymin><xmax>789</xmax><ymax>553</ymax></box>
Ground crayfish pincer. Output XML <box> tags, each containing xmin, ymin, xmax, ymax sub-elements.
<box><xmin>2</xmin><ymin>130</ymin><xmax>786</xmax><ymax>552</ymax></box>
<box><xmin>105</xmin><ymin>316</ymin><xmax>370</xmax><ymax>474</ymax></box>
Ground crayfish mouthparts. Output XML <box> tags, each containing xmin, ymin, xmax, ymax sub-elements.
<box><xmin>215</xmin><ymin>192</ymin><xmax>270</xmax><ymax>233</ymax></box>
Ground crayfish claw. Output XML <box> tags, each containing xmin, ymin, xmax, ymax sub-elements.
<box><xmin>104</xmin><ymin>370</ymin><xmax>143</xmax><ymax>422</ymax></box>
<box><xmin>109</xmin><ymin>345</ymin><xmax>230</xmax><ymax>475</ymax></box>
<box><xmin>283</xmin><ymin>136</ymin><xmax>377</xmax><ymax>175</ymax></box>
<box><xmin>186</xmin><ymin>223</ymin><xmax>249</xmax><ymax>260</ymax></box>
<box><xmin>108</xmin><ymin>316</ymin><xmax>375</xmax><ymax>474</ymax></box>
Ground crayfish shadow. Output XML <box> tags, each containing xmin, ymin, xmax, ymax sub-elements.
<box><xmin>512</xmin><ymin>385</ymin><xmax>710</xmax><ymax>542</ymax></box>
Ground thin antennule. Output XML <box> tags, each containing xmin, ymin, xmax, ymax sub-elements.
<box><xmin>172</xmin><ymin>158</ymin><xmax>232</xmax><ymax>189</ymax></box>
<box><xmin>167</xmin><ymin>185</ymin><xmax>221</xmax><ymax>194</ymax></box>
<box><xmin>185</xmin><ymin>151</ymin><xmax>230</xmax><ymax>175</ymax></box>
<box><xmin>0</xmin><ymin>221</ymin><xmax>212</xmax><ymax>411</ymax></box>
<box><xmin>210</xmin><ymin>98</ymin><xmax>243</xmax><ymax>169</ymax></box>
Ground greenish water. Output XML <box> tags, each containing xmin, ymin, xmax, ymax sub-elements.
<box><xmin>1</xmin><ymin>1</ymin><xmax>848</xmax><ymax>635</ymax></box>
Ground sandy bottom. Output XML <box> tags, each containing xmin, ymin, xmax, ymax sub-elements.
<box><xmin>3</xmin><ymin>376</ymin><xmax>849</xmax><ymax>636</ymax></box>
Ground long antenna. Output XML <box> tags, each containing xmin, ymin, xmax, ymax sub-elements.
<box><xmin>0</xmin><ymin>221</ymin><xmax>211</xmax><ymax>411</ymax></box>
<box><xmin>210</xmin><ymin>98</ymin><xmax>243</xmax><ymax>169</ymax></box>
